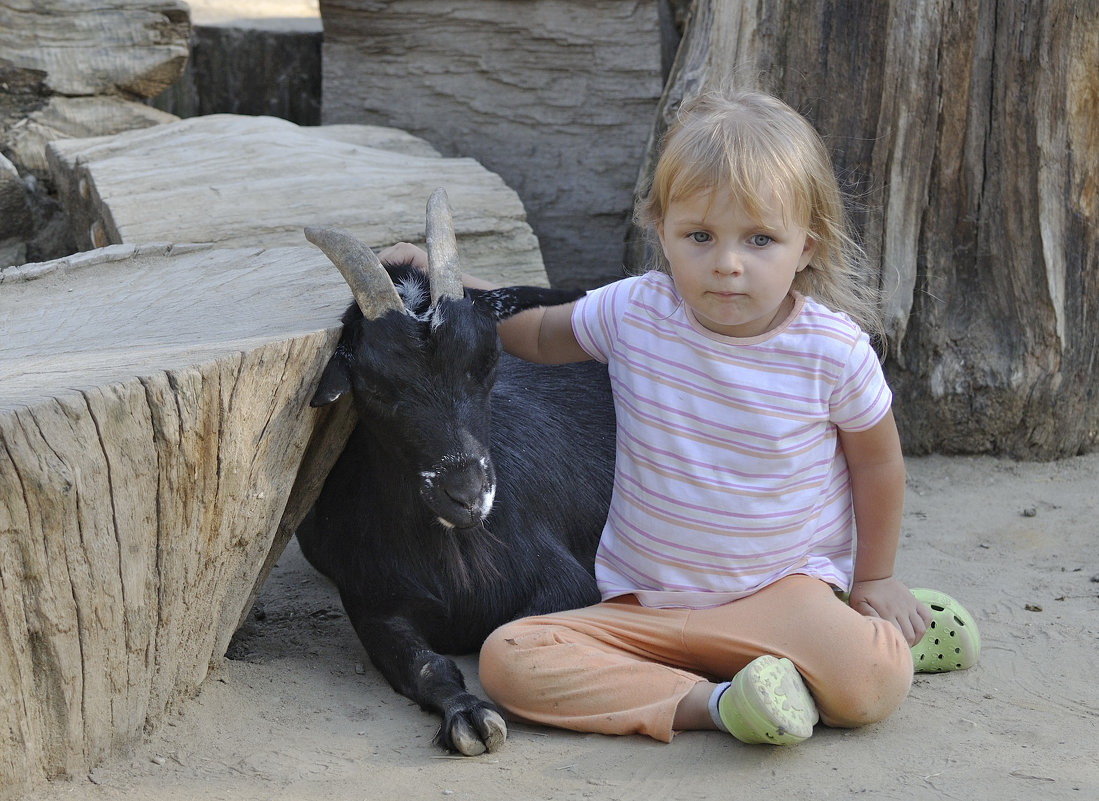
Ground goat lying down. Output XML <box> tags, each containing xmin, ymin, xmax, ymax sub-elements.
<box><xmin>297</xmin><ymin>189</ymin><xmax>615</xmax><ymax>756</ymax></box>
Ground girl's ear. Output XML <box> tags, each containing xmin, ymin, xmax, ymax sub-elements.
<box><xmin>797</xmin><ymin>234</ymin><xmax>817</xmax><ymax>272</ymax></box>
<box><xmin>656</xmin><ymin>222</ymin><xmax>669</xmax><ymax>259</ymax></box>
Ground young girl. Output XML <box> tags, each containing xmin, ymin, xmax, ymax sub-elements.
<box><xmin>381</xmin><ymin>90</ymin><xmax>978</xmax><ymax>746</ymax></box>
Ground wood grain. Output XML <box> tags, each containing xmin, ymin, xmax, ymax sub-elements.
<box><xmin>45</xmin><ymin>114</ymin><xmax>548</xmax><ymax>286</ymax></box>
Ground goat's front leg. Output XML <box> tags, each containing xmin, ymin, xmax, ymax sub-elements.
<box><xmin>342</xmin><ymin>599</ymin><xmax>506</xmax><ymax>755</ymax></box>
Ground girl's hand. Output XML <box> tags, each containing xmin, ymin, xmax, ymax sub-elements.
<box><xmin>377</xmin><ymin>241</ymin><xmax>503</xmax><ymax>292</ymax></box>
<box><xmin>848</xmin><ymin>576</ymin><xmax>931</xmax><ymax>646</ymax></box>
<box><xmin>378</xmin><ymin>242</ymin><xmax>428</xmax><ymax>269</ymax></box>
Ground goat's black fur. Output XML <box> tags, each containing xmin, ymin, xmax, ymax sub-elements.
<box><xmin>297</xmin><ymin>264</ymin><xmax>614</xmax><ymax>755</ymax></box>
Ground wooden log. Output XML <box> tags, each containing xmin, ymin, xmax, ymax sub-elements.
<box><xmin>2</xmin><ymin>125</ymin><xmax>552</xmax><ymax>790</ymax></box>
<box><xmin>319</xmin><ymin>0</ymin><xmax>665</xmax><ymax>288</ymax></box>
<box><xmin>0</xmin><ymin>0</ymin><xmax>191</xmax><ymax>98</ymax></box>
<box><xmin>45</xmin><ymin>114</ymin><xmax>549</xmax><ymax>286</ymax></box>
<box><xmin>0</xmin><ymin>0</ymin><xmax>189</xmax><ymax>265</ymax></box>
<box><xmin>642</xmin><ymin>0</ymin><xmax>1099</xmax><ymax>459</ymax></box>
<box><xmin>3</xmin><ymin>95</ymin><xmax>178</xmax><ymax>178</ymax></box>
<box><xmin>0</xmin><ymin>242</ymin><xmax>356</xmax><ymax>796</ymax></box>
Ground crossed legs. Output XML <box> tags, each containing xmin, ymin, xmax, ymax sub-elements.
<box><xmin>478</xmin><ymin>574</ymin><xmax>913</xmax><ymax>743</ymax></box>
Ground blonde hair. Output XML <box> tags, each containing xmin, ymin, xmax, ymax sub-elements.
<box><xmin>635</xmin><ymin>90</ymin><xmax>885</xmax><ymax>345</ymax></box>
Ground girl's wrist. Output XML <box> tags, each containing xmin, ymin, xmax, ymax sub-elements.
<box><xmin>852</xmin><ymin>574</ymin><xmax>895</xmax><ymax>585</ymax></box>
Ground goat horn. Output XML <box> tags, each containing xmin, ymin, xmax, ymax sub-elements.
<box><xmin>305</xmin><ymin>227</ymin><xmax>406</xmax><ymax>320</ymax></box>
<box><xmin>425</xmin><ymin>187</ymin><xmax>465</xmax><ymax>306</ymax></box>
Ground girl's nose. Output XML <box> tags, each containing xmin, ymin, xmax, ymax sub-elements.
<box><xmin>713</xmin><ymin>248</ymin><xmax>743</xmax><ymax>276</ymax></box>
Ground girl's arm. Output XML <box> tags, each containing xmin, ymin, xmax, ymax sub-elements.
<box><xmin>840</xmin><ymin>409</ymin><xmax>931</xmax><ymax>646</ymax></box>
<box><xmin>378</xmin><ymin>242</ymin><xmax>590</xmax><ymax>364</ymax></box>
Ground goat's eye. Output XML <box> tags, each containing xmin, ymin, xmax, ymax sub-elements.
<box><xmin>468</xmin><ymin>360</ymin><xmax>497</xmax><ymax>384</ymax></box>
<box><xmin>354</xmin><ymin>383</ymin><xmax>388</xmax><ymax>403</ymax></box>
<box><xmin>466</xmin><ymin>366</ymin><xmax>490</xmax><ymax>384</ymax></box>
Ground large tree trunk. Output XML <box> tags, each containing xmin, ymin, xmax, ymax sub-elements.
<box><xmin>639</xmin><ymin>0</ymin><xmax>1098</xmax><ymax>459</ymax></box>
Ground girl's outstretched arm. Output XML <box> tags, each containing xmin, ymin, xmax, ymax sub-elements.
<box><xmin>378</xmin><ymin>243</ymin><xmax>591</xmax><ymax>364</ymax></box>
<box><xmin>841</xmin><ymin>409</ymin><xmax>932</xmax><ymax>645</ymax></box>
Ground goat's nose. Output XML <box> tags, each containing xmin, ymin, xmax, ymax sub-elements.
<box><xmin>444</xmin><ymin>482</ymin><xmax>480</xmax><ymax>511</ymax></box>
<box><xmin>423</xmin><ymin>454</ymin><xmax>496</xmax><ymax>528</ymax></box>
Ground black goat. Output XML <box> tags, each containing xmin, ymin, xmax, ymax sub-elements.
<box><xmin>296</xmin><ymin>189</ymin><xmax>615</xmax><ymax>755</ymax></box>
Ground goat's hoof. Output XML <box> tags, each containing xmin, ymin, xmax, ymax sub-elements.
<box><xmin>481</xmin><ymin>709</ymin><xmax>507</xmax><ymax>752</ymax></box>
<box><xmin>449</xmin><ymin>708</ymin><xmax>507</xmax><ymax>756</ymax></box>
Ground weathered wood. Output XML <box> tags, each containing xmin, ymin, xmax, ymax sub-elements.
<box><xmin>0</xmin><ymin>0</ymin><xmax>189</xmax><ymax>268</ymax></box>
<box><xmin>2</xmin><ymin>117</ymin><xmax>556</xmax><ymax>790</ymax></box>
<box><xmin>3</xmin><ymin>95</ymin><xmax>178</xmax><ymax>178</ymax></box>
<box><xmin>319</xmin><ymin>0</ymin><xmax>665</xmax><ymax>288</ymax></box>
<box><xmin>0</xmin><ymin>0</ymin><xmax>190</xmax><ymax>98</ymax></box>
<box><xmin>45</xmin><ymin>114</ymin><xmax>549</xmax><ymax>286</ymax></box>
<box><xmin>643</xmin><ymin>0</ymin><xmax>1099</xmax><ymax>459</ymax></box>
<box><xmin>0</xmin><ymin>241</ymin><xmax>355</xmax><ymax>797</ymax></box>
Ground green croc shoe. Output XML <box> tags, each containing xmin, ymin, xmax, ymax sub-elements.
<box><xmin>910</xmin><ymin>588</ymin><xmax>980</xmax><ymax>673</ymax></box>
<box><xmin>718</xmin><ymin>655</ymin><xmax>819</xmax><ymax>745</ymax></box>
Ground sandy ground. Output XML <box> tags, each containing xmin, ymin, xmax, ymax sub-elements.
<box><xmin>23</xmin><ymin>452</ymin><xmax>1099</xmax><ymax>801</ymax></box>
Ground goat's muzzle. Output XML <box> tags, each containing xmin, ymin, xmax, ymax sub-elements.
<box><xmin>419</xmin><ymin>453</ymin><xmax>497</xmax><ymax>530</ymax></box>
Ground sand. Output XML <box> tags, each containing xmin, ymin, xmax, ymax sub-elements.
<box><xmin>23</xmin><ymin>452</ymin><xmax>1099</xmax><ymax>800</ymax></box>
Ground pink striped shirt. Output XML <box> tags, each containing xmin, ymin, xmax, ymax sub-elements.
<box><xmin>572</xmin><ymin>271</ymin><xmax>892</xmax><ymax>608</ymax></box>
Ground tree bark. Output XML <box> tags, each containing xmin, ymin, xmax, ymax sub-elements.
<box><xmin>639</xmin><ymin>0</ymin><xmax>1098</xmax><ymax>459</ymax></box>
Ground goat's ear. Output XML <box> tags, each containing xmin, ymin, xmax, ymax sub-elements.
<box><xmin>468</xmin><ymin>286</ymin><xmax>586</xmax><ymax>321</ymax></box>
<box><xmin>310</xmin><ymin>355</ymin><xmax>352</xmax><ymax>407</ymax></box>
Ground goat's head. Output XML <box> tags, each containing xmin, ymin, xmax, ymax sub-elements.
<box><xmin>306</xmin><ymin>188</ymin><xmax>582</xmax><ymax>531</ymax></box>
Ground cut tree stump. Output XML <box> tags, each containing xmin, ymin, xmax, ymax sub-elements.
<box><xmin>0</xmin><ymin>242</ymin><xmax>357</xmax><ymax>797</ymax></box>
<box><xmin>0</xmin><ymin>0</ymin><xmax>191</xmax><ymax>266</ymax></box>
<box><xmin>0</xmin><ymin>0</ymin><xmax>191</xmax><ymax>177</ymax></box>
<box><xmin>46</xmin><ymin>114</ymin><xmax>548</xmax><ymax>286</ymax></box>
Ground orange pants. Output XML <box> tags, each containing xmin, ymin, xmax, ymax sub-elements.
<box><xmin>478</xmin><ymin>574</ymin><xmax>913</xmax><ymax>743</ymax></box>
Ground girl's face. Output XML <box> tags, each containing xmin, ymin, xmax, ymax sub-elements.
<box><xmin>658</xmin><ymin>184</ymin><xmax>816</xmax><ymax>338</ymax></box>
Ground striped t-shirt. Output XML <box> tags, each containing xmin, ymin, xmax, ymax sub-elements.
<box><xmin>571</xmin><ymin>271</ymin><xmax>892</xmax><ymax>609</ymax></box>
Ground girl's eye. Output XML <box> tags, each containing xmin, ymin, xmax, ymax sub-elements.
<box><xmin>688</xmin><ymin>231</ymin><xmax>711</xmax><ymax>243</ymax></box>
<box><xmin>749</xmin><ymin>234</ymin><xmax>773</xmax><ymax>247</ymax></box>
